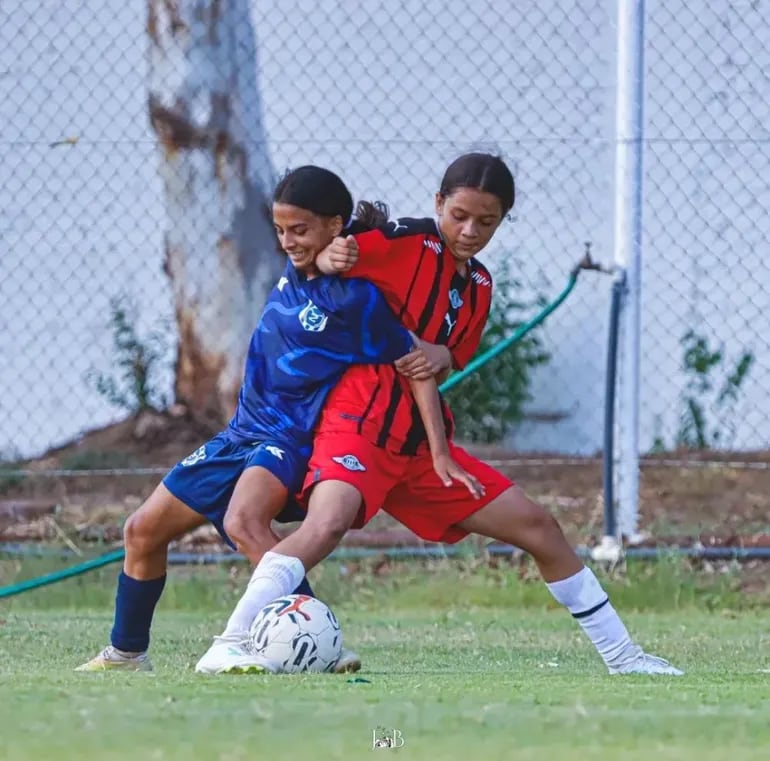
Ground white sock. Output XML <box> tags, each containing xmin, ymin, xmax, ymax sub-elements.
<box><xmin>221</xmin><ymin>551</ymin><xmax>305</xmax><ymax>641</ymax></box>
<box><xmin>546</xmin><ymin>566</ymin><xmax>634</xmax><ymax>667</ymax></box>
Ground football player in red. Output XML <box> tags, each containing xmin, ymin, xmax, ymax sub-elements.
<box><xmin>213</xmin><ymin>154</ymin><xmax>682</xmax><ymax>676</ymax></box>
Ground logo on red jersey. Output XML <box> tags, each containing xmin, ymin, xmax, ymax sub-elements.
<box><xmin>332</xmin><ymin>454</ymin><xmax>367</xmax><ymax>472</ymax></box>
<box><xmin>448</xmin><ymin>288</ymin><xmax>464</xmax><ymax>309</ymax></box>
<box><xmin>423</xmin><ymin>238</ymin><xmax>442</xmax><ymax>254</ymax></box>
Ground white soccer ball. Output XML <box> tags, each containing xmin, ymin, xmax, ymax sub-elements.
<box><xmin>249</xmin><ymin>594</ymin><xmax>342</xmax><ymax>673</ymax></box>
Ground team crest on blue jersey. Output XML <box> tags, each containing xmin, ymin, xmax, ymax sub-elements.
<box><xmin>332</xmin><ymin>454</ymin><xmax>367</xmax><ymax>472</ymax></box>
<box><xmin>181</xmin><ymin>445</ymin><xmax>206</xmax><ymax>467</ymax></box>
<box><xmin>299</xmin><ymin>299</ymin><xmax>328</xmax><ymax>333</ymax></box>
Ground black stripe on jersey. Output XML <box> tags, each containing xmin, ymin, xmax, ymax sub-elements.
<box><xmin>398</xmin><ymin>243</ymin><xmax>429</xmax><ymax>321</ymax></box>
<box><xmin>357</xmin><ymin>379</ymin><xmax>382</xmax><ymax>435</ymax></box>
<box><xmin>376</xmin><ymin>376</ymin><xmax>404</xmax><ymax>448</ymax></box>
<box><xmin>398</xmin><ymin>397</ymin><xmax>453</xmax><ymax>456</ymax></box>
<box><xmin>414</xmin><ymin>249</ymin><xmax>445</xmax><ymax>336</ymax></box>
<box><xmin>401</xmin><ymin>268</ymin><xmax>467</xmax><ymax>454</ymax></box>
<box><xmin>399</xmin><ymin>400</ymin><xmax>425</xmax><ymax>456</ymax></box>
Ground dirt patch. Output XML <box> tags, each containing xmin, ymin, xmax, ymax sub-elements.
<box><xmin>1</xmin><ymin>414</ymin><xmax>769</xmax><ymax>552</ymax></box>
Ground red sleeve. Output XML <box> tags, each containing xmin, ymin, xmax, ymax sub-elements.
<box><xmin>342</xmin><ymin>229</ymin><xmax>394</xmax><ymax>282</ymax></box>
<box><xmin>450</xmin><ymin>299</ymin><xmax>491</xmax><ymax>370</ymax></box>
<box><xmin>341</xmin><ymin>229</ymin><xmax>415</xmax><ymax>306</ymax></box>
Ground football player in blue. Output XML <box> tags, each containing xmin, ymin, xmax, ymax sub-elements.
<box><xmin>76</xmin><ymin>166</ymin><xmax>478</xmax><ymax>674</ymax></box>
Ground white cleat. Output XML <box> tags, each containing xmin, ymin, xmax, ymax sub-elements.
<box><xmin>75</xmin><ymin>645</ymin><xmax>153</xmax><ymax>672</ymax></box>
<box><xmin>195</xmin><ymin>636</ymin><xmax>278</xmax><ymax>675</ymax></box>
<box><xmin>608</xmin><ymin>646</ymin><xmax>684</xmax><ymax>676</ymax></box>
<box><xmin>333</xmin><ymin>647</ymin><xmax>362</xmax><ymax>674</ymax></box>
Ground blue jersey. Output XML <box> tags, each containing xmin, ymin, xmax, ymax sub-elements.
<box><xmin>227</xmin><ymin>262</ymin><xmax>414</xmax><ymax>454</ymax></box>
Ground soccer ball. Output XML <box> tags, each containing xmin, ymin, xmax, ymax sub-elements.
<box><xmin>249</xmin><ymin>594</ymin><xmax>342</xmax><ymax>673</ymax></box>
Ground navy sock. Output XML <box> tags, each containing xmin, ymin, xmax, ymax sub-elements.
<box><xmin>110</xmin><ymin>571</ymin><xmax>166</xmax><ymax>653</ymax></box>
<box><xmin>292</xmin><ymin>576</ymin><xmax>315</xmax><ymax>597</ymax></box>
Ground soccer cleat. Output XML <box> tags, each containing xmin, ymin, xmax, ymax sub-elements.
<box><xmin>608</xmin><ymin>646</ymin><xmax>684</xmax><ymax>676</ymax></box>
<box><xmin>194</xmin><ymin>636</ymin><xmax>278</xmax><ymax>675</ymax></box>
<box><xmin>75</xmin><ymin>645</ymin><xmax>153</xmax><ymax>672</ymax></box>
<box><xmin>333</xmin><ymin>647</ymin><xmax>362</xmax><ymax>674</ymax></box>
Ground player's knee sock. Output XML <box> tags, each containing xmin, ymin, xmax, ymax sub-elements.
<box><xmin>110</xmin><ymin>571</ymin><xmax>166</xmax><ymax>654</ymax></box>
<box><xmin>293</xmin><ymin>576</ymin><xmax>314</xmax><ymax>597</ymax></box>
<box><xmin>546</xmin><ymin>566</ymin><xmax>633</xmax><ymax>667</ymax></box>
<box><xmin>221</xmin><ymin>551</ymin><xmax>305</xmax><ymax>640</ymax></box>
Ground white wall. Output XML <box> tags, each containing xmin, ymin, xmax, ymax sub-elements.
<box><xmin>1</xmin><ymin>0</ymin><xmax>767</xmax><ymax>458</ymax></box>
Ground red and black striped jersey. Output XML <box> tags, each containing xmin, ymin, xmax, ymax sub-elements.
<box><xmin>318</xmin><ymin>217</ymin><xmax>494</xmax><ymax>454</ymax></box>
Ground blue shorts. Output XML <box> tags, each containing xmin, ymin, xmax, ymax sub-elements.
<box><xmin>163</xmin><ymin>431</ymin><xmax>309</xmax><ymax>549</ymax></box>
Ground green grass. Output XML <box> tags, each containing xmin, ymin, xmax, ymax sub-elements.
<box><xmin>1</xmin><ymin>560</ymin><xmax>769</xmax><ymax>760</ymax></box>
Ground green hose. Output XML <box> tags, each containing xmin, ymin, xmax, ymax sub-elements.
<box><xmin>440</xmin><ymin>272</ymin><xmax>578</xmax><ymax>392</ymax></box>
<box><xmin>0</xmin><ymin>549</ymin><xmax>126</xmax><ymax>599</ymax></box>
<box><xmin>0</xmin><ymin>270</ymin><xmax>580</xmax><ymax>600</ymax></box>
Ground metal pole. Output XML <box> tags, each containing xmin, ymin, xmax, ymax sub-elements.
<box><xmin>613</xmin><ymin>0</ymin><xmax>646</xmax><ymax>542</ymax></box>
<box><xmin>592</xmin><ymin>275</ymin><xmax>626</xmax><ymax>564</ymax></box>
<box><xmin>603</xmin><ymin>276</ymin><xmax>624</xmax><ymax>538</ymax></box>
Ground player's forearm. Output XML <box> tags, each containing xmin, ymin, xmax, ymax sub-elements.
<box><xmin>408</xmin><ymin>377</ymin><xmax>450</xmax><ymax>457</ymax></box>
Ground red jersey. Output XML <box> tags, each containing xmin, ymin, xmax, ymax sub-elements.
<box><xmin>318</xmin><ymin>217</ymin><xmax>494</xmax><ymax>454</ymax></box>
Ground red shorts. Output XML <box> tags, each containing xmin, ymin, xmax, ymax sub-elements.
<box><xmin>300</xmin><ymin>431</ymin><xmax>513</xmax><ymax>543</ymax></box>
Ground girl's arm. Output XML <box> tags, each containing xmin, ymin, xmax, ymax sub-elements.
<box><xmin>316</xmin><ymin>235</ymin><xmax>359</xmax><ymax>274</ymax></box>
<box><xmin>406</xmin><ymin>375</ymin><xmax>483</xmax><ymax>499</ymax></box>
<box><xmin>394</xmin><ymin>340</ymin><xmax>452</xmax><ymax>381</ymax></box>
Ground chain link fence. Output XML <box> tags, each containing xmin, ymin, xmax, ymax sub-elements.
<box><xmin>1</xmin><ymin>0</ymin><xmax>768</xmax><ymax>480</ymax></box>
<box><xmin>643</xmin><ymin>1</ymin><xmax>769</xmax><ymax>455</ymax></box>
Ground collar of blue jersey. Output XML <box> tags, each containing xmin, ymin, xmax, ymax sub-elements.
<box><xmin>285</xmin><ymin>260</ymin><xmax>313</xmax><ymax>284</ymax></box>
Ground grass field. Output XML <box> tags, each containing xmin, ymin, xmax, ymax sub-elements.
<box><xmin>1</xmin><ymin>558</ymin><xmax>768</xmax><ymax>760</ymax></box>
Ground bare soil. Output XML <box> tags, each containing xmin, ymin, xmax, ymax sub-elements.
<box><xmin>2</xmin><ymin>411</ymin><xmax>768</xmax><ymax>554</ymax></box>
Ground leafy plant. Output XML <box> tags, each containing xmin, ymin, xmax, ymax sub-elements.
<box><xmin>87</xmin><ymin>295</ymin><xmax>171</xmax><ymax>414</ymax></box>
<box><xmin>444</xmin><ymin>261</ymin><xmax>550</xmax><ymax>443</ymax></box>
<box><xmin>675</xmin><ymin>329</ymin><xmax>754</xmax><ymax>450</ymax></box>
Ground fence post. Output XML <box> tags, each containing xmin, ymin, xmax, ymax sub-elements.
<box><xmin>613</xmin><ymin>0</ymin><xmax>646</xmax><ymax>542</ymax></box>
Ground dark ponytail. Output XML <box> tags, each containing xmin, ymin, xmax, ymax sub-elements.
<box><xmin>274</xmin><ymin>165</ymin><xmax>389</xmax><ymax>234</ymax></box>
<box><xmin>345</xmin><ymin>200</ymin><xmax>390</xmax><ymax>234</ymax></box>
<box><xmin>439</xmin><ymin>153</ymin><xmax>515</xmax><ymax>213</ymax></box>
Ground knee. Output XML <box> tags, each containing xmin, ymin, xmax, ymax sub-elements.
<box><xmin>302</xmin><ymin>481</ymin><xmax>361</xmax><ymax>548</ymax></box>
<box><xmin>123</xmin><ymin>510</ymin><xmax>162</xmax><ymax>557</ymax></box>
<box><xmin>223</xmin><ymin>507</ymin><xmax>273</xmax><ymax>555</ymax></box>
<box><xmin>518</xmin><ymin>500</ymin><xmax>566</xmax><ymax>547</ymax></box>
<box><xmin>305</xmin><ymin>510</ymin><xmax>351</xmax><ymax>547</ymax></box>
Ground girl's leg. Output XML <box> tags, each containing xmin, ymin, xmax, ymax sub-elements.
<box><xmin>223</xmin><ymin>466</ymin><xmax>315</xmax><ymax>596</ymax></box>
<box><xmin>196</xmin><ymin>480</ymin><xmax>362</xmax><ymax>674</ymax></box>
<box><xmin>76</xmin><ymin>484</ymin><xmax>206</xmax><ymax>671</ymax></box>
<box><xmin>223</xmin><ymin>466</ymin><xmax>288</xmax><ymax>565</ymax></box>
<box><xmin>455</xmin><ymin>486</ymin><xmax>683</xmax><ymax>675</ymax></box>
<box><xmin>221</xmin><ymin>479</ymin><xmax>362</xmax><ymax>640</ymax></box>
